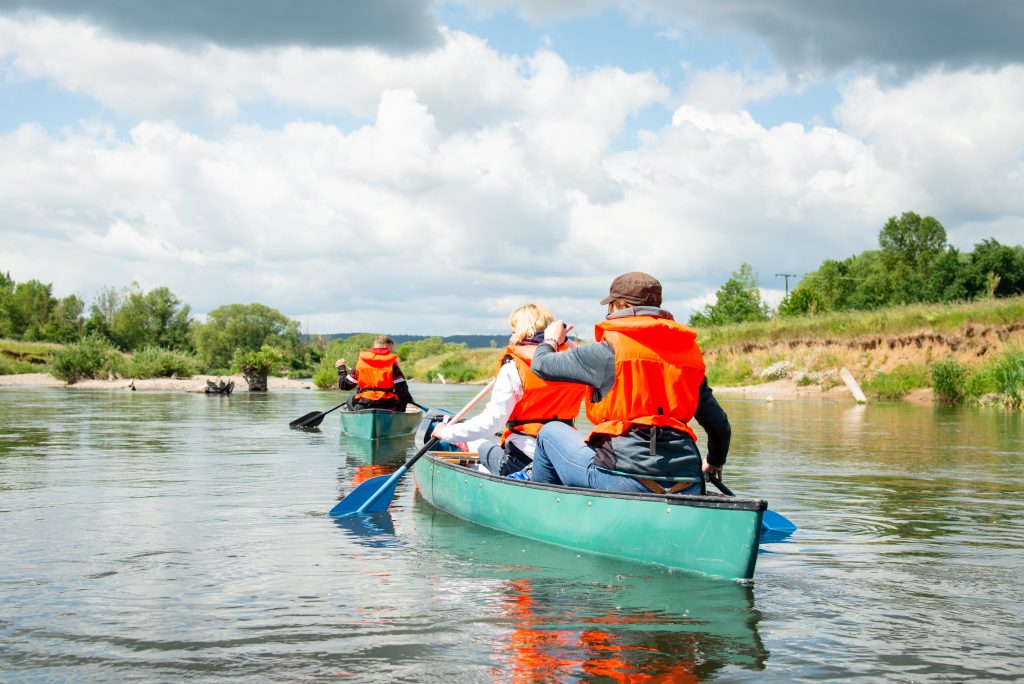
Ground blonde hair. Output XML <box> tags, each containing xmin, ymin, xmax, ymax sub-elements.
<box><xmin>373</xmin><ymin>335</ymin><xmax>394</xmax><ymax>348</ymax></box>
<box><xmin>508</xmin><ymin>304</ymin><xmax>555</xmax><ymax>343</ymax></box>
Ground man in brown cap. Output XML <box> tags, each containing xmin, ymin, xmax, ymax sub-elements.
<box><xmin>523</xmin><ymin>272</ymin><xmax>731</xmax><ymax>494</ymax></box>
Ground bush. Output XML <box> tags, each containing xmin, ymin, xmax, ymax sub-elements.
<box><xmin>863</xmin><ymin>365</ymin><xmax>929</xmax><ymax>400</ymax></box>
<box><xmin>312</xmin><ymin>358</ymin><xmax>339</xmax><ymax>389</ymax></box>
<box><xmin>429</xmin><ymin>354</ymin><xmax>483</xmax><ymax>383</ymax></box>
<box><xmin>231</xmin><ymin>346</ymin><xmax>284</xmax><ymax>377</ymax></box>
<box><xmin>128</xmin><ymin>347</ymin><xmax>198</xmax><ymax>379</ymax></box>
<box><xmin>964</xmin><ymin>367</ymin><xmax>996</xmax><ymax>398</ymax></box>
<box><xmin>991</xmin><ymin>349</ymin><xmax>1024</xmax><ymax>408</ymax></box>
<box><xmin>930</xmin><ymin>358</ymin><xmax>967</xmax><ymax>404</ymax></box>
<box><xmin>0</xmin><ymin>355</ymin><xmax>38</xmax><ymax>374</ymax></box>
<box><xmin>50</xmin><ymin>335</ymin><xmax>119</xmax><ymax>384</ymax></box>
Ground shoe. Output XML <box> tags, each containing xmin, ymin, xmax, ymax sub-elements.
<box><xmin>506</xmin><ymin>464</ymin><xmax>532</xmax><ymax>481</ymax></box>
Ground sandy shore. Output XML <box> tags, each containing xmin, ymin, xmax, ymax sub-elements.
<box><xmin>0</xmin><ymin>373</ymin><xmax>315</xmax><ymax>391</ymax></box>
<box><xmin>0</xmin><ymin>372</ymin><xmax>935</xmax><ymax>403</ymax></box>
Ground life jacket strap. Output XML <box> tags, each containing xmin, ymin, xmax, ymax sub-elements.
<box><xmin>636</xmin><ymin>478</ymin><xmax>705</xmax><ymax>495</ymax></box>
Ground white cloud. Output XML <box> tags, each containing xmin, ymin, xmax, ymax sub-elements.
<box><xmin>2</xmin><ymin>15</ymin><xmax>1023</xmax><ymax>335</ymax></box>
<box><xmin>683</xmin><ymin>66</ymin><xmax>793</xmax><ymax>112</ymax></box>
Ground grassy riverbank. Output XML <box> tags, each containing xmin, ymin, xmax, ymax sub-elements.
<box><xmin>4</xmin><ymin>296</ymin><xmax>1022</xmax><ymax>407</ymax></box>
<box><xmin>699</xmin><ymin>296</ymin><xmax>1024</xmax><ymax>407</ymax></box>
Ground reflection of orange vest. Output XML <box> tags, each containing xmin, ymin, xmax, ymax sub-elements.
<box><xmin>499</xmin><ymin>344</ymin><xmax>588</xmax><ymax>445</ymax></box>
<box><xmin>585</xmin><ymin>313</ymin><xmax>705</xmax><ymax>443</ymax></box>
<box><xmin>354</xmin><ymin>350</ymin><xmax>400</xmax><ymax>402</ymax></box>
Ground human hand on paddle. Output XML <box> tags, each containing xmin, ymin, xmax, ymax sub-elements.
<box><xmin>702</xmin><ymin>460</ymin><xmax>723</xmax><ymax>480</ymax></box>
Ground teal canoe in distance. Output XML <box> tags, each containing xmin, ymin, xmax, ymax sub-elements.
<box><xmin>339</xmin><ymin>408</ymin><xmax>422</xmax><ymax>440</ymax></box>
<box><xmin>412</xmin><ymin>454</ymin><xmax>765</xmax><ymax>580</ymax></box>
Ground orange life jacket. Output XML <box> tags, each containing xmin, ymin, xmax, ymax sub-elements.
<box><xmin>585</xmin><ymin>312</ymin><xmax>705</xmax><ymax>443</ymax></box>
<box><xmin>498</xmin><ymin>343</ymin><xmax>588</xmax><ymax>445</ymax></box>
<box><xmin>354</xmin><ymin>350</ymin><xmax>400</xmax><ymax>402</ymax></box>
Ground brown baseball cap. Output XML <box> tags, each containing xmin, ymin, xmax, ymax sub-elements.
<box><xmin>600</xmin><ymin>271</ymin><xmax>662</xmax><ymax>306</ymax></box>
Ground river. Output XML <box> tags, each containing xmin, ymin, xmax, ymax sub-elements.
<box><xmin>1</xmin><ymin>384</ymin><xmax>1022</xmax><ymax>682</ymax></box>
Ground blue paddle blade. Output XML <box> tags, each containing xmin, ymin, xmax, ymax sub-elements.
<box><xmin>762</xmin><ymin>509</ymin><xmax>798</xmax><ymax>534</ymax></box>
<box><xmin>329</xmin><ymin>473</ymin><xmax>401</xmax><ymax>517</ymax></box>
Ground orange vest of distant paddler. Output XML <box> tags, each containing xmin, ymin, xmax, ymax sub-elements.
<box><xmin>499</xmin><ymin>343</ymin><xmax>588</xmax><ymax>445</ymax></box>
<box><xmin>354</xmin><ymin>350</ymin><xmax>400</xmax><ymax>402</ymax></box>
<box><xmin>585</xmin><ymin>313</ymin><xmax>705</xmax><ymax>443</ymax></box>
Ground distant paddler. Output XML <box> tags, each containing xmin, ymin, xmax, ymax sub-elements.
<box><xmin>336</xmin><ymin>335</ymin><xmax>416</xmax><ymax>412</ymax></box>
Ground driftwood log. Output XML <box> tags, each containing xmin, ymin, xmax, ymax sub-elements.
<box><xmin>205</xmin><ymin>379</ymin><xmax>235</xmax><ymax>395</ymax></box>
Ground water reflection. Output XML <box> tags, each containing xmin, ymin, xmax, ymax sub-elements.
<box><xmin>332</xmin><ymin>511</ymin><xmax>401</xmax><ymax>548</ymax></box>
<box><xmin>412</xmin><ymin>498</ymin><xmax>768</xmax><ymax>680</ymax></box>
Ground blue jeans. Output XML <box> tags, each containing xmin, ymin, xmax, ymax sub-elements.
<box><xmin>531</xmin><ymin>423</ymin><xmax>702</xmax><ymax>494</ymax></box>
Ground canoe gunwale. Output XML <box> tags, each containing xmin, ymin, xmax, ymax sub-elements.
<box><xmin>422</xmin><ymin>453</ymin><xmax>767</xmax><ymax>512</ymax></box>
<box><xmin>338</xmin><ymin>407</ymin><xmax>422</xmax><ymax>416</ymax></box>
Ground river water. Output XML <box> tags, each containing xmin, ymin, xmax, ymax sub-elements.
<box><xmin>1</xmin><ymin>384</ymin><xmax>1021</xmax><ymax>682</ymax></box>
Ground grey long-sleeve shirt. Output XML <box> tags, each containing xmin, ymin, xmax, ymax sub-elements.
<box><xmin>530</xmin><ymin>340</ymin><xmax>732</xmax><ymax>467</ymax></box>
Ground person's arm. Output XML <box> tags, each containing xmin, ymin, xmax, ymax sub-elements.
<box><xmin>392</xmin><ymin>364</ymin><xmax>415</xmax><ymax>404</ymax></box>
<box><xmin>693</xmin><ymin>378</ymin><xmax>731</xmax><ymax>476</ymax></box>
<box><xmin>335</xmin><ymin>359</ymin><xmax>357</xmax><ymax>390</ymax></box>
<box><xmin>530</xmin><ymin>340</ymin><xmax>615</xmax><ymax>396</ymax></box>
<box><xmin>432</xmin><ymin>362</ymin><xmax>522</xmax><ymax>442</ymax></box>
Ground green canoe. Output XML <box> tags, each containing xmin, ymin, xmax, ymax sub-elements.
<box><xmin>339</xmin><ymin>407</ymin><xmax>422</xmax><ymax>440</ymax></box>
<box><xmin>412</xmin><ymin>453</ymin><xmax>766</xmax><ymax>580</ymax></box>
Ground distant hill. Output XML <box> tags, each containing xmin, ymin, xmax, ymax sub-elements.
<box><xmin>321</xmin><ymin>333</ymin><xmax>506</xmax><ymax>349</ymax></box>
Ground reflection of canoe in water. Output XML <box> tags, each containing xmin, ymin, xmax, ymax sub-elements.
<box><xmin>338</xmin><ymin>433</ymin><xmax>412</xmax><ymax>466</ymax></box>
<box><xmin>339</xmin><ymin>407</ymin><xmax>421</xmax><ymax>439</ymax></box>
<box><xmin>414</xmin><ymin>498</ymin><xmax>769</xmax><ymax>677</ymax></box>
<box><xmin>413</xmin><ymin>453</ymin><xmax>765</xmax><ymax>580</ymax></box>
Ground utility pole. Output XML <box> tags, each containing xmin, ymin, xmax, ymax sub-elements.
<box><xmin>775</xmin><ymin>273</ymin><xmax>799</xmax><ymax>295</ymax></box>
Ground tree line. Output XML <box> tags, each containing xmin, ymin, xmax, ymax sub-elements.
<box><xmin>0</xmin><ymin>274</ymin><xmax>476</xmax><ymax>384</ymax></box>
<box><xmin>690</xmin><ymin>211</ymin><xmax>1024</xmax><ymax>326</ymax></box>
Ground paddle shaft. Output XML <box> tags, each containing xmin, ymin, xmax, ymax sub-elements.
<box><xmin>707</xmin><ymin>474</ymin><xmax>734</xmax><ymax>496</ymax></box>
<box><xmin>291</xmin><ymin>401</ymin><xmax>346</xmax><ymax>428</ymax></box>
<box><xmin>349</xmin><ymin>380</ymin><xmax>496</xmax><ymax>515</ymax></box>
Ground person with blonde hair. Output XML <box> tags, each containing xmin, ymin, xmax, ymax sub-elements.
<box><xmin>432</xmin><ymin>304</ymin><xmax>588</xmax><ymax>477</ymax></box>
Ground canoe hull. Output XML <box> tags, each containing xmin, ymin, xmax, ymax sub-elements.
<box><xmin>339</xmin><ymin>408</ymin><xmax>421</xmax><ymax>440</ymax></box>
<box><xmin>413</xmin><ymin>454</ymin><xmax>765</xmax><ymax>580</ymax></box>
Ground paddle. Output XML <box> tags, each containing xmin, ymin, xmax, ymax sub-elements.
<box><xmin>290</xmin><ymin>401</ymin><xmax>346</xmax><ymax>429</ymax></box>
<box><xmin>329</xmin><ymin>380</ymin><xmax>496</xmax><ymax>517</ymax></box>
<box><xmin>707</xmin><ymin>474</ymin><xmax>797</xmax><ymax>533</ymax></box>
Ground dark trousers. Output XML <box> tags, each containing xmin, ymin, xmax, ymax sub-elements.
<box><xmin>479</xmin><ymin>441</ymin><xmax>532</xmax><ymax>476</ymax></box>
<box><xmin>347</xmin><ymin>395</ymin><xmax>406</xmax><ymax>412</ymax></box>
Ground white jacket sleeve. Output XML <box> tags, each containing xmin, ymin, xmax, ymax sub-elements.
<box><xmin>435</xmin><ymin>361</ymin><xmax>522</xmax><ymax>442</ymax></box>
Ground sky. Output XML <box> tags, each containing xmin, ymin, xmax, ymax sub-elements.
<box><xmin>1</xmin><ymin>1</ymin><xmax>1023</xmax><ymax>335</ymax></box>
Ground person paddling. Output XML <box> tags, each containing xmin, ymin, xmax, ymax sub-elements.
<box><xmin>527</xmin><ymin>272</ymin><xmax>731</xmax><ymax>494</ymax></box>
<box><xmin>431</xmin><ymin>304</ymin><xmax>588</xmax><ymax>476</ymax></box>
<box><xmin>336</xmin><ymin>335</ymin><xmax>416</xmax><ymax>412</ymax></box>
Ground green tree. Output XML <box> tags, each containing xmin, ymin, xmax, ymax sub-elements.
<box><xmin>194</xmin><ymin>303</ymin><xmax>301</xmax><ymax>370</ymax></box>
<box><xmin>689</xmin><ymin>263</ymin><xmax>770</xmax><ymax>326</ymax></box>
<box><xmin>878</xmin><ymin>211</ymin><xmax>948</xmax><ymax>304</ymax></box>
<box><xmin>85</xmin><ymin>283</ymin><xmax>192</xmax><ymax>351</ymax></box>
<box><xmin>922</xmin><ymin>247</ymin><xmax>971</xmax><ymax>303</ymax></box>
<box><xmin>7</xmin><ymin>279</ymin><xmax>55</xmax><ymax>340</ymax></box>
<box><xmin>967</xmin><ymin>238</ymin><xmax>1024</xmax><ymax>298</ymax></box>
<box><xmin>0</xmin><ymin>271</ymin><xmax>15</xmax><ymax>338</ymax></box>
<box><xmin>42</xmin><ymin>294</ymin><xmax>85</xmax><ymax>343</ymax></box>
